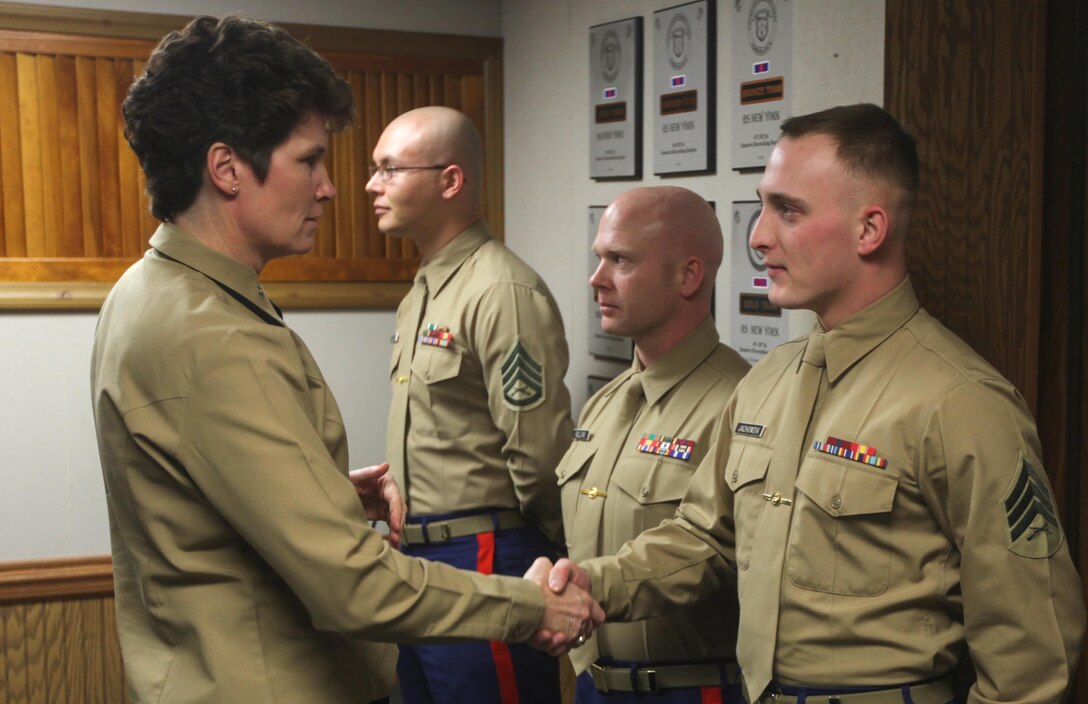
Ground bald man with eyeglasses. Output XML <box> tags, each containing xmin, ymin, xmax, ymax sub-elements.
<box><xmin>366</xmin><ymin>106</ymin><xmax>573</xmax><ymax>704</ymax></box>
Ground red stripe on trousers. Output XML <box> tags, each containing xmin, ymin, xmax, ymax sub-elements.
<box><xmin>476</xmin><ymin>532</ymin><xmax>520</xmax><ymax>704</ymax></box>
<box><xmin>701</xmin><ymin>687</ymin><xmax>723</xmax><ymax>704</ymax></box>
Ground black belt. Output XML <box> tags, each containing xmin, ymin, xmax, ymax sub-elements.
<box><xmin>589</xmin><ymin>661</ymin><xmax>738</xmax><ymax>693</ymax></box>
<box><xmin>402</xmin><ymin>510</ymin><xmax>526</xmax><ymax>545</ymax></box>
<box><xmin>755</xmin><ymin>677</ymin><xmax>953</xmax><ymax>704</ymax></box>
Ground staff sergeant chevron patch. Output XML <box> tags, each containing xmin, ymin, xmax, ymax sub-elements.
<box><xmin>1003</xmin><ymin>452</ymin><xmax>1063</xmax><ymax>558</ymax></box>
<box><xmin>501</xmin><ymin>338</ymin><xmax>545</xmax><ymax>411</ymax></box>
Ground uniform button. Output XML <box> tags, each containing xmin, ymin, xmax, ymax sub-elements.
<box><xmin>731</xmin><ymin>470</ymin><xmax>738</xmax><ymax>483</ymax></box>
<box><xmin>258</xmin><ymin>285</ymin><xmax>265</xmax><ymax>296</ymax></box>
<box><xmin>831</xmin><ymin>496</ymin><xmax>842</xmax><ymax>510</ymax></box>
<box><xmin>640</xmin><ymin>487</ymin><xmax>648</xmax><ymax>497</ymax></box>
<box><xmin>424</xmin><ymin>370</ymin><xmax>430</xmax><ymax>380</ymax></box>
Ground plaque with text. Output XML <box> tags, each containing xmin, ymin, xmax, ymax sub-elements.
<box><xmin>590</xmin><ymin>17</ymin><xmax>643</xmax><ymax>179</ymax></box>
<box><xmin>587</xmin><ymin>206</ymin><xmax>634</xmax><ymax>360</ymax></box>
<box><xmin>653</xmin><ymin>0</ymin><xmax>715</xmax><ymax>174</ymax></box>
<box><xmin>731</xmin><ymin>0</ymin><xmax>792</xmax><ymax>169</ymax></box>
<box><xmin>729</xmin><ymin>201</ymin><xmax>789</xmax><ymax>363</ymax></box>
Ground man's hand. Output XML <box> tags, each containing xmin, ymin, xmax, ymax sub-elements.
<box><xmin>547</xmin><ymin>557</ymin><xmax>591</xmax><ymax>594</ymax></box>
<box><xmin>524</xmin><ymin>557</ymin><xmax>604</xmax><ymax>657</ymax></box>
<box><xmin>348</xmin><ymin>463</ymin><xmax>406</xmax><ymax>548</ymax></box>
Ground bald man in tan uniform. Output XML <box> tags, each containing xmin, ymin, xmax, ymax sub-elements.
<box><xmin>557</xmin><ymin>187</ymin><xmax>749</xmax><ymax>703</ymax></box>
<box><xmin>367</xmin><ymin>106</ymin><xmax>573</xmax><ymax>703</ymax></box>
<box><xmin>547</xmin><ymin>104</ymin><xmax>1085</xmax><ymax>703</ymax></box>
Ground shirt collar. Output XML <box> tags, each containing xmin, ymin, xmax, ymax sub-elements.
<box><xmin>149</xmin><ymin>222</ymin><xmax>283</xmax><ymax>325</ymax></box>
<box><xmin>633</xmin><ymin>317</ymin><xmax>721</xmax><ymax>406</ymax></box>
<box><xmin>417</xmin><ymin>220</ymin><xmax>491</xmax><ymax>297</ymax></box>
<box><xmin>822</xmin><ymin>277</ymin><xmax>919</xmax><ymax>383</ymax></box>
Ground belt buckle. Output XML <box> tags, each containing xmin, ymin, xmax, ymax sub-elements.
<box><xmin>640</xmin><ymin>669</ymin><xmax>660</xmax><ymax>694</ymax></box>
<box><xmin>588</xmin><ymin>663</ymin><xmax>608</xmax><ymax>693</ymax></box>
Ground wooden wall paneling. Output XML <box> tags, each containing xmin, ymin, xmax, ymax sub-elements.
<box><xmin>348</xmin><ymin>72</ymin><xmax>368</xmax><ymax>261</ymax></box>
<box><xmin>36</xmin><ymin>54</ymin><xmax>63</xmax><ymax>258</ymax></box>
<box><xmin>102</xmin><ymin>598</ymin><xmax>128</xmax><ymax>703</ymax></box>
<box><xmin>56</xmin><ymin>55</ymin><xmax>83</xmax><ymax>257</ymax></box>
<box><xmin>395</xmin><ymin>72</ymin><xmax>416</xmax><ymax>262</ymax></box>
<box><xmin>0</xmin><ymin>53</ymin><xmax>16</xmax><ymax>257</ymax></box>
<box><xmin>329</xmin><ymin>76</ymin><xmax>355</xmax><ymax>261</ymax></box>
<box><xmin>885</xmin><ymin>0</ymin><xmax>1044</xmax><ymax>407</ymax></box>
<box><xmin>64</xmin><ymin>599</ymin><xmax>91</xmax><ymax>701</ymax></box>
<box><xmin>75</xmin><ymin>55</ymin><xmax>101</xmax><ymax>258</ymax></box>
<box><xmin>43</xmin><ymin>600</ymin><xmax>66</xmax><ymax>702</ymax></box>
<box><xmin>25</xmin><ymin>599</ymin><xmax>47</xmax><ymax>703</ymax></box>
<box><xmin>114</xmin><ymin>59</ymin><xmax>141</xmax><ymax>259</ymax></box>
<box><xmin>0</xmin><ymin>5</ymin><xmax>503</xmax><ymax>307</ymax></box>
<box><xmin>0</xmin><ymin>598</ymin><xmax>131</xmax><ymax>704</ymax></box>
<box><xmin>363</xmin><ymin>70</ymin><xmax>383</xmax><ymax>259</ymax></box>
<box><xmin>443</xmin><ymin>74</ymin><xmax>462</xmax><ymax>112</ymax></box>
<box><xmin>16</xmin><ymin>51</ymin><xmax>43</xmax><ymax>257</ymax></box>
<box><xmin>2</xmin><ymin>602</ymin><xmax>30</xmax><ymax>702</ymax></box>
<box><xmin>1040</xmin><ymin>0</ymin><xmax>1087</xmax><ymax>694</ymax></box>
<box><xmin>0</xmin><ymin>558</ymin><xmax>127</xmax><ymax>704</ymax></box>
<box><xmin>888</xmin><ymin>0</ymin><xmax>1087</xmax><ymax>698</ymax></box>
<box><xmin>93</xmin><ymin>58</ymin><xmax>121</xmax><ymax>258</ymax></box>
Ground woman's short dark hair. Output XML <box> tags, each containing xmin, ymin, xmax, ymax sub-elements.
<box><xmin>123</xmin><ymin>15</ymin><xmax>354</xmax><ymax>221</ymax></box>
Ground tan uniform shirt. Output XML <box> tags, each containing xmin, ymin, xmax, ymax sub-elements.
<box><xmin>557</xmin><ymin>319</ymin><xmax>749</xmax><ymax>672</ymax></box>
<box><xmin>93</xmin><ymin>224</ymin><xmax>546</xmax><ymax>704</ymax></box>
<box><xmin>387</xmin><ymin>221</ymin><xmax>572</xmax><ymax>543</ymax></box>
<box><xmin>586</xmin><ymin>279</ymin><xmax>1085</xmax><ymax>701</ymax></box>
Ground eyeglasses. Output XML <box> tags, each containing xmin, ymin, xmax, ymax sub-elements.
<box><xmin>367</xmin><ymin>163</ymin><xmax>450</xmax><ymax>182</ymax></box>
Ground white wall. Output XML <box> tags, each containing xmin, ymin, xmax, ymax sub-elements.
<box><xmin>0</xmin><ymin>0</ymin><xmax>499</xmax><ymax>562</ymax></box>
<box><xmin>502</xmin><ymin>0</ymin><xmax>885</xmax><ymax>411</ymax></box>
<box><xmin>1</xmin><ymin>0</ymin><xmax>883</xmax><ymax>561</ymax></box>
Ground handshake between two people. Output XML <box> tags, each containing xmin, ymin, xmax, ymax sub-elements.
<box><xmin>523</xmin><ymin>557</ymin><xmax>601</xmax><ymax>657</ymax></box>
<box><xmin>349</xmin><ymin>463</ymin><xmax>603</xmax><ymax>656</ymax></box>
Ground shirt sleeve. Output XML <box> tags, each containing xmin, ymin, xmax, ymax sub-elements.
<box><xmin>475</xmin><ymin>281</ymin><xmax>573</xmax><ymax>546</ymax></box>
<box><xmin>585</xmin><ymin>397</ymin><xmax>737</xmax><ymax>620</ymax></box>
<box><xmin>179</xmin><ymin>326</ymin><xmax>546</xmax><ymax>643</ymax></box>
<box><xmin>918</xmin><ymin>379</ymin><xmax>1085</xmax><ymax>701</ymax></box>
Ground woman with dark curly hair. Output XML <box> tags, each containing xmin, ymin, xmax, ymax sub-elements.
<box><xmin>92</xmin><ymin>16</ymin><xmax>601</xmax><ymax>704</ymax></box>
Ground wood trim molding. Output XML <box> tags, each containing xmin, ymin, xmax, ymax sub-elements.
<box><xmin>0</xmin><ymin>281</ymin><xmax>412</xmax><ymax>310</ymax></box>
<box><xmin>0</xmin><ymin>555</ymin><xmax>113</xmax><ymax>603</ymax></box>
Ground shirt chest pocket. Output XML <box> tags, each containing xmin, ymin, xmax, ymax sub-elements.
<box><xmin>410</xmin><ymin>345</ymin><xmax>470</xmax><ymax>438</ymax></box>
<box><xmin>556</xmin><ymin>443</ymin><xmax>597</xmax><ymax>551</ymax></box>
<box><xmin>610</xmin><ymin>457</ymin><xmax>692</xmax><ymax>536</ymax></box>
<box><xmin>788</xmin><ymin>454</ymin><xmax>899</xmax><ymax>596</ymax></box>
<box><xmin>723</xmin><ymin>441</ymin><xmax>773</xmax><ymax>570</ymax></box>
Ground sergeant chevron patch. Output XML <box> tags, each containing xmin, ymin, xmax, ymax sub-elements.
<box><xmin>501</xmin><ymin>338</ymin><xmax>545</xmax><ymax>411</ymax></box>
<box><xmin>1003</xmin><ymin>452</ymin><xmax>1063</xmax><ymax>558</ymax></box>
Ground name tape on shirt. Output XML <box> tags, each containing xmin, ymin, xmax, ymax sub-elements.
<box><xmin>735</xmin><ymin>422</ymin><xmax>765</xmax><ymax>438</ymax></box>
